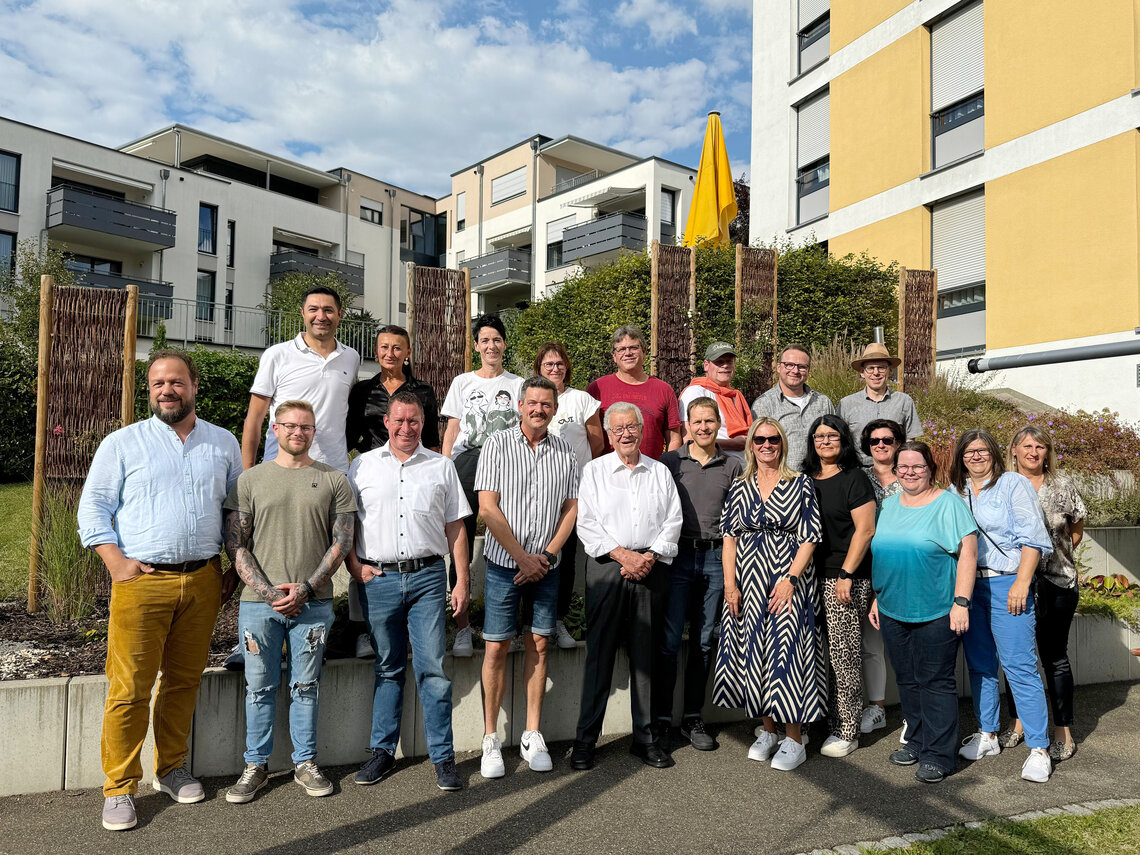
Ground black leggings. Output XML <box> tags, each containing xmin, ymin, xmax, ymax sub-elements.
<box><xmin>1006</xmin><ymin>576</ymin><xmax>1079</xmax><ymax>728</ymax></box>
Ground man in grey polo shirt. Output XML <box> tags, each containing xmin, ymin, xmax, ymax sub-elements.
<box><xmin>750</xmin><ymin>344</ymin><xmax>835</xmax><ymax>471</ymax></box>
<box><xmin>838</xmin><ymin>343</ymin><xmax>922</xmax><ymax>466</ymax></box>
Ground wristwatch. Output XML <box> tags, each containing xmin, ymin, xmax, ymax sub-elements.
<box><xmin>786</xmin><ymin>574</ymin><xmax>799</xmax><ymax>586</ymax></box>
<box><xmin>953</xmin><ymin>595</ymin><xmax>971</xmax><ymax>609</ymax></box>
<box><xmin>541</xmin><ymin>550</ymin><xmax>560</xmax><ymax>569</ymax></box>
<box><xmin>300</xmin><ymin>581</ymin><xmax>316</xmax><ymax>601</ymax></box>
<box><xmin>838</xmin><ymin>570</ymin><xmax>854</xmax><ymax>581</ymax></box>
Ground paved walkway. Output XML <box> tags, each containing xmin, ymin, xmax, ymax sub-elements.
<box><xmin>2</xmin><ymin>682</ymin><xmax>1138</xmax><ymax>855</ymax></box>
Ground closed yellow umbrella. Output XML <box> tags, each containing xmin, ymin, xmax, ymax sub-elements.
<box><xmin>682</xmin><ymin>111</ymin><xmax>738</xmax><ymax>247</ymax></box>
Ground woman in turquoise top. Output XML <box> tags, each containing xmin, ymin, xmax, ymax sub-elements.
<box><xmin>869</xmin><ymin>440</ymin><xmax>977</xmax><ymax>783</ymax></box>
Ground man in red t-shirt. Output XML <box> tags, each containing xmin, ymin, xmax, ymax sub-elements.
<box><xmin>586</xmin><ymin>324</ymin><xmax>682</xmax><ymax>460</ymax></box>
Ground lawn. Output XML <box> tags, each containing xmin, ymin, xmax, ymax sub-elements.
<box><xmin>0</xmin><ymin>482</ymin><xmax>32</xmax><ymax>601</ymax></box>
<box><xmin>886</xmin><ymin>805</ymin><xmax>1140</xmax><ymax>854</ymax></box>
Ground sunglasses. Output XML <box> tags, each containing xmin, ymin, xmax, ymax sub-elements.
<box><xmin>868</xmin><ymin>436</ymin><xmax>896</xmax><ymax>446</ymax></box>
<box><xmin>752</xmin><ymin>435</ymin><xmax>782</xmax><ymax>446</ymax></box>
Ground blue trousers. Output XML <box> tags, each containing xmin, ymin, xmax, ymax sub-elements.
<box><xmin>962</xmin><ymin>574</ymin><xmax>1049</xmax><ymax>748</ymax></box>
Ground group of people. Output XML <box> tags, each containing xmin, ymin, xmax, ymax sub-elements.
<box><xmin>75</xmin><ymin>286</ymin><xmax>1088</xmax><ymax>833</ymax></box>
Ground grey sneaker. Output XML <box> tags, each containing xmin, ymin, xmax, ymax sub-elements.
<box><xmin>153</xmin><ymin>761</ymin><xmax>205</xmax><ymax>803</ymax></box>
<box><xmin>225</xmin><ymin>763</ymin><xmax>269</xmax><ymax>804</ymax></box>
<box><xmin>102</xmin><ymin>794</ymin><xmax>137</xmax><ymax>831</ymax></box>
<box><xmin>294</xmin><ymin>760</ymin><xmax>334</xmax><ymax>797</ymax></box>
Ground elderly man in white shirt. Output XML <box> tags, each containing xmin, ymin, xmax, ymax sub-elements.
<box><xmin>571</xmin><ymin>402</ymin><xmax>683</xmax><ymax>771</ymax></box>
<box><xmin>345</xmin><ymin>390</ymin><xmax>471</xmax><ymax>794</ymax></box>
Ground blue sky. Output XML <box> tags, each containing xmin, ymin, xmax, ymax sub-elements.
<box><xmin>0</xmin><ymin>0</ymin><xmax>752</xmax><ymax>197</ymax></box>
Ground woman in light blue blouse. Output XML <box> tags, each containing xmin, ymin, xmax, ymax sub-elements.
<box><xmin>949</xmin><ymin>429</ymin><xmax>1054</xmax><ymax>784</ymax></box>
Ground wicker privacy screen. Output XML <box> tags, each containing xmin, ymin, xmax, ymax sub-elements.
<box><xmin>898</xmin><ymin>267</ymin><xmax>937</xmax><ymax>392</ymax></box>
<box><xmin>652</xmin><ymin>243</ymin><xmax>694</xmax><ymax>397</ymax></box>
<box><xmin>409</xmin><ymin>265</ymin><xmax>471</xmax><ymax>409</ymax></box>
<box><xmin>737</xmin><ymin>246</ymin><xmax>778</xmax><ymax>400</ymax></box>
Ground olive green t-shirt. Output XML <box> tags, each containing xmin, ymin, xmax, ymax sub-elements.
<box><xmin>224</xmin><ymin>460</ymin><xmax>357</xmax><ymax>602</ymax></box>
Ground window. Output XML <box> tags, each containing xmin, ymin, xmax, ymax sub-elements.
<box><xmin>455</xmin><ymin>250</ymin><xmax>465</xmax><ymax>264</ymax></box>
<box><xmin>660</xmin><ymin>189</ymin><xmax>676</xmax><ymax>226</ymax></box>
<box><xmin>0</xmin><ymin>151</ymin><xmax>18</xmax><ymax>213</ymax></box>
<box><xmin>932</xmin><ymin>190</ymin><xmax>985</xmax><ymax>354</ymax></box>
<box><xmin>64</xmin><ymin>254</ymin><xmax>122</xmax><ymax>278</ymax></box>
<box><xmin>360</xmin><ymin>199</ymin><xmax>383</xmax><ymax>226</ymax></box>
<box><xmin>455</xmin><ymin>192</ymin><xmax>466</xmax><ymax>232</ymax></box>
<box><xmin>931</xmin><ymin>2</ymin><xmax>984</xmax><ymax>168</ymax></box>
<box><xmin>273</xmin><ymin>239</ymin><xmax>317</xmax><ymax>256</ymax></box>
<box><xmin>546</xmin><ymin>214</ymin><xmax>575</xmax><ymax>270</ymax></box>
<box><xmin>796</xmin><ymin>89</ymin><xmax>829</xmax><ymax>224</ymax></box>
<box><xmin>226</xmin><ymin>220</ymin><xmax>236</xmax><ymax>267</ymax></box>
<box><xmin>798</xmin><ymin>12</ymin><xmax>830</xmax><ymax>73</ymax></box>
<box><xmin>196</xmin><ymin>270</ymin><xmax>216</xmax><ymax>322</ymax></box>
<box><xmin>0</xmin><ymin>231</ymin><xmax>15</xmax><ymax>278</ymax></box>
<box><xmin>224</xmin><ymin>285</ymin><xmax>234</xmax><ymax>331</ymax></box>
<box><xmin>937</xmin><ymin>283</ymin><xmax>985</xmax><ymax>316</ymax></box>
<box><xmin>491</xmin><ymin>166</ymin><xmax>527</xmax><ymax>205</ymax></box>
<box><xmin>198</xmin><ymin>204</ymin><xmax>217</xmax><ymax>254</ymax></box>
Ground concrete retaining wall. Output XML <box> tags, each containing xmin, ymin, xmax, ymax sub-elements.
<box><xmin>2</xmin><ymin>614</ymin><xmax>1137</xmax><ymax>796</ymax></box>
<box><xmin>1083</xmin><ymin>527</ymin><xmax>1140</xmax><ymax>585</ymax></box>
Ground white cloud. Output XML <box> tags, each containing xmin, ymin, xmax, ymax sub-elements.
<box><xmin>0</xmin><ymin>0</ymin><xmax>748</xmax><ymax>196</ymax></box>
<box><xmin>613</xmin><ymin>0</ymin><xmax>698</xmax><ymax>45</ymax></box>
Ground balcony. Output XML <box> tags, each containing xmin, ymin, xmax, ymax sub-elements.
<box><xmin>269</xmin><ymin>250</ymin><xmax>364</xmax><ymax>295</ymax></box>
<box><xmin>137</xmin><ymin>297</ymin><xmax>379</xmax><ymax>359</ymax></box>
<box><xmin>45</xmin><ymin>185</ymin><xmax>176</xmax><ymax>250</ymax></box>
<box><xmin>72</xmin><ymin>270</ymin><xmax>175</xmax><ymax>318</ymax></box>
<box><xmin>562</xmin><ymin>212</ymin><xmax>648</xmax><ymax>263</ymax></box>
<box><xmin>467</xmin><ymin>248</ymin><xmax>532</xmax><ymax>294</ymax></box>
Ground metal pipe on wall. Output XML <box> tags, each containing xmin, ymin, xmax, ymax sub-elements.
<box><xmin>968</xmin><ymin>334</ymin><xmax>1140</xmax><ymax>373</ymax></box>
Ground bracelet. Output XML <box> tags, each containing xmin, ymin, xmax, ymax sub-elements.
<box><xmin>300</xmin><ymin>581</ymin><xmax>315</xmax><ymax>600</ymax></box>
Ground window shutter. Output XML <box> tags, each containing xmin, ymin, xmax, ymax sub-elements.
<box><xmin>932</xmin><ymin>190</ymin><xmax>985</xmax><ymax>290</ymax></box>
<box><xmin>931</xmin><ymin>2</ymin><xmax>984</xmax><ymax>111</ymax></box>
<box><xmin>546</xmin><ymin>214</ymin><xmax>576</xmax><ymax>244</ymax></box>
<box><xmin>491</xmin><ymin>166</ymin><xmax>527</xmax><ymax>204</ymax></box>
<box><xmin>660</xmin><ymin>188</ymin><xmax>675</xmax><ymax>225</ymax></box>
<box><xmin>798</xmin><ymin>0</ymin><xmax>828</xmax><ymax>29</ymax></box>
<box><xmin>456</xmin><ymin>192</ymin><xmax>466</xmax><ymax>223</ymax></box>
<box><xmin>797</xmin><ymin>90</ymin><xmax>830</xmax><ymax>169</ymax></box>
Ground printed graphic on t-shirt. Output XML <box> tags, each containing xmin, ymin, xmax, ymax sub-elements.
<box><xmin>461</xmin><ymin>387</ymin><xmax>518</xmax><ymax>449</ymax></box>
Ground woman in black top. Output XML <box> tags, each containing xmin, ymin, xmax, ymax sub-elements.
<box><xmin>802</xmin><ymin>414</ymin><xmax>877</xmax><ymax>758</ymax></box>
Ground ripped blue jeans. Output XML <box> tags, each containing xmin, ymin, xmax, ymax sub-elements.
<box><xmin>239</xmin><ymin>599</ymin><xmax>333</xmax><ymax>766</ymax></box>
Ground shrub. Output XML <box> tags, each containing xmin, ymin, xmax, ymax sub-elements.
<box><xmin>38</xmin><ymin>482</ymin><xmax>102</xmax><ymax>622</ymax></box>
<box><xmin>0</xmin><ymin>333</ymin><xmax>36</xmax><ymax>482</ymax></box>
<box><xmin>0</xmin><ymin>239</ymin><xmax>77</xmax><ymax>352</ymax></box>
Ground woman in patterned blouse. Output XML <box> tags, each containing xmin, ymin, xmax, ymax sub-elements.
<box><xmin>1000</xmin><ymin>425</ymin><xmax>1087</xmax><ymax>761</ymax></box>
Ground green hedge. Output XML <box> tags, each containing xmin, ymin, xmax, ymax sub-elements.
<box><xmin>0</xmin><ymin>334</ymin><xmax>37</xmax><ymax>482</ymax></box>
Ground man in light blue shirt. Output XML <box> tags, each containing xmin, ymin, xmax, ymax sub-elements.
<box><xmin>77</xmin><ymin>350</ymin><xmax>241</xmax><ymax>833</ymax></box>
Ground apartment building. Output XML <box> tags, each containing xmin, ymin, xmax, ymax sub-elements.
<box><xmin>444</xmin><ymin>135</ymin><xmax>695</xmax><ymax>314</ymax></box>
<box><xmin>0</xmin><ymin>117</ymin><xmax>442</xmax><ymax>357</ymax></box>
<box><xmin>750</xmin><ymin>0</ymin><xmax>1140</xmax><ymax>419</ymax></box>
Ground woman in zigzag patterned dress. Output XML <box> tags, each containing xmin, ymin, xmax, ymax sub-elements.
<box><xmin>713</xmin><ymin>417</ymin><xmax>825</xmax><ymax>772</ymax></box>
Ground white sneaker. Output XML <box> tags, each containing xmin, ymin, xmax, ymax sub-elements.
<box><xmin>1021</xmin><ymin>747</ymin><xmax>1052</xmax><ymax>783</ymax></box>
<box><xmin>748</xmin><ymin>730</ymin><xmax>780</xmax><ymax>762</ymax></box>
<box><xmin>554</xmin><ymin>620</ymin><xmax>577</xmax><ymax>649</ymax></box>
<box><xmin>355</xmin><ymin>633</ymin><xmax>375</xmax><ymax>660</ymax></box>
<box><xmin>520</xmin><ymin>730</ymin><xmax>553</xmax><ymax>772</ymax></box>
<box><xmin>452</xmin><ymin>626</ymin><xmax>474</xmax><ymax>658</ymax></box>
<box><xmin>959</xmin><ymin>731</ymin><xmax>1001</xmax><ymax>761</ymax></box>
<box><xmin>754</xmin><ymin>724</ymin><xmax>810</xmax><ymax>746</ymax></box>
<box><xmin>860</xmin><ymin>705</ymin><xmax>886</xmax><ymax>734</ymax></box>
<box><xmin>900</xmin><ymin>718</ymin><xmax>910</xmax><ymax>745</ymax></box>
<box><xmin>820</xmin><ymin>735</ymin><xmax>858</xmax><ymax>757</ymax></box>
<box><xmin>480</xmin><ymin>734</ymin><xmax>505</xmax><ymax>778</ymax></box>
<box><xmin>770</xmin><ymin>737</ymin><xmax>807</xmax><ymax>771</ymax></box>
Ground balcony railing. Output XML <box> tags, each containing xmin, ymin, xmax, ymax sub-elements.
<box><xmin>269</xmin><ymin>250</ymin><xmax>364</xmax><ymax>295</ymax></box>
<box><xmin>547</xmin><ymin>169</ymin><xmax>599</xmax><ymax>197</ymax></box>
<box><xmin>45</xmin><ymin>185</ymin><xmax>176</xmax><ymax>248</ymax></box>
<box><xmin>137</xmin><ymin>297</ymin><xmax>380</xmax><ymax>359</ymax></box>
<box><xmin>467</xmin><ymin>248</ymin><xmax>532</xmax><ymax>293</ymax></box>
<box><xmin>562</xmin><ymin>212</ymin><xmax>648</xmax><ymax>263</ymax></box>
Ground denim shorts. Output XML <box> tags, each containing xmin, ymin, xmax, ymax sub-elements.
<box><xmin>482</xmin><ymin>559</ymin><xmax>559</xmax><ymax>641</ymax></box>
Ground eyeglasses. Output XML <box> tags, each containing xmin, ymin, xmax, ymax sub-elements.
<box><xmin>752</xmin><ymin>435</ymin><xmax>782</xmax><ymax>446</ymax></box>
<box><xmin>862</xmin><ymin>366</ymin><xmax>890</xmax><ymax>374</ymax></box>
<box><xmin>896</xmin><ymin>464</ymin><xmax>929</xmax><ymax>473</ymax></box>
<box><xmin>613</xmin><ymin>346</ymin><xmax>642</xmax><ymax>355</ymax></box>
<box><xmin>813</xmin><ymin>433</ymin><xmax>842</xmax><ymax>445</ymax></box>
<box><xmin>275</xmin><ymin>423</ymin><xmax>315</xmax><ymax>434</ymax></box>
<box><xmin>962</xmin><ymin>449</ymin><xmax>991</xmax><ymax>460</ymax></box>
<box><xmin>778</xmin><ymin>361</ymin><xmax>809</xmax><ymax>372</ymax></box>
<box><xmin>541</xmin><ymin>361</ymin><xmax>566</xmax><ymax>370</ymax></box>
<box><xmin>608</xmin><ymin>425</ymin><xmax>640</xmax><ymax>436</ymax></box>
<box><xmin>868</xmin><ymin>436</ymin><xmax>896</xmax><ymax>446</ymax></box>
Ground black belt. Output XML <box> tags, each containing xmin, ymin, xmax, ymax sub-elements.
<box><xmin>680</xmin><ymin>536</ymin><xmax>722</xmax><ymax>551</ymax></box>
<box><xmin>151</xmin><ymin>559</ymin><xmax>210</xmax><ymax>573</ymax></box>
<box><xmin>364</xmin><ymin>555</ymin><xmax>443</xmax><ymax>574</ymax></box>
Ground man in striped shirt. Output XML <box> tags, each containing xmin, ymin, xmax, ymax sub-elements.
<box><xmin>474</xmin><ymin>376</ymin><xmax>579</xmax><ymax>778</ymax></box>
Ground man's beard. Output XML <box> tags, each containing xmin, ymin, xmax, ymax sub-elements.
<box><xmin>150</xmin><ymin>397</ymin><xmax>194</xmax><ymax>425</ymax></box>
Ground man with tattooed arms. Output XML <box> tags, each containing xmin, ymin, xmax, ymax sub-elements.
<box><xmin>222</xmin><ymin>399</ymin><xmax>356</xmax><ymax>804</ymax></box>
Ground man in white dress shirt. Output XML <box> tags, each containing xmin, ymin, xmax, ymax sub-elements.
<box><xmin>345</xmin><ymin>391</ymin><xmax>471</xmax><ymax>793</ymax></box>
<box><xmin>570</xmin><ymin>402</ymin><xmax>683</xmax><ymax>771</ymax></box>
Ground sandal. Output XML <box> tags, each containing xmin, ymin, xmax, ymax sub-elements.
<box><xmin>997</xmin><ymin>729</ymin><xmax>1023</xmax><ymax>749</ymax></box>
<box><xmin>1048</xmin><ymin>740</ymin><xmax>1076</xmax><ymax>762</ymax></box>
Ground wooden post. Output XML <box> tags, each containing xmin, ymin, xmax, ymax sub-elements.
<box><xmin>28</xmin><ymin>275</ymin><xmax>55</xmax><ymax>613</ymax></box>
<box><xmin>897</xmin><ymin>267</ymin><xmax>908</xmax><ymax>393</ymax></box>
<box><xmin>688</xmin><ymin>246</ymin><xmax>698</xmax><ymax>374</ymax></box>
<box><xmin>649</xmin><ymin>239</ymin><xmax>660</xmax><ymax>376</ymax></box>
<box><xmin>734</xmin><ymin>243</ymin><xmax>743</xmax><ymax>348</ymax></box>
<box><xmin>121</xmin><ymin>285</ymin><xmax>139</xmax><ymax>427</ymax></box>
<box><xmin>406</xmin><ymin>262</ymin><xmax>417</xmax><ymax>362</ymax></box>
<box><xmin>463</xmin><ymin>267</ymin><xmax>472</xmax><ymax>373</ymax></box>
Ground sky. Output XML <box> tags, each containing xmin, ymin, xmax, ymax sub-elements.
<box><xmin>0</xmin><ymin>0</ymin><xmax>753</xmax><ymax>198</ymax></box>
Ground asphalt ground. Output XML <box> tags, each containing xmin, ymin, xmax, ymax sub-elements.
<box><xmin>1</xmin><ymin>681</ymin><xmax>1138</xmax><ymax>855</ymax></box>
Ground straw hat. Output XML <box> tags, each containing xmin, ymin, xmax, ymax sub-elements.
<box><xmin>851</xmin><ymin>342</ymin><xmax>901</xmax><ymax>371</ymax></box>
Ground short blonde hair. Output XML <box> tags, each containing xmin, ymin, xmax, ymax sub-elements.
<box><xmin>274</xmin><ymin>399</ymin><xmax>315</xmax><ymax>422</ymax></box>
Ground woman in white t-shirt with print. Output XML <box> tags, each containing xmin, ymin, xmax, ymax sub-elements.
<box><xmin>529</xmin><ymin>342</ymin><xmax>603</xmax><ymax>649</ymax></box>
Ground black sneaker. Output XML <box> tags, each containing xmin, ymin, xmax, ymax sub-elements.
<box><xmin>222</xmin><ymin>642</ymin><xmax>245</xmax><ymax>672</ymax></box>
<box><xmin>915</xmin><ymin>762</ymin><xmax>945</xmax><ymax>783</ymax></box>
<box><xmin>653</xmin><ymin>720</ymin><xmax>673</xmax><ymax>754</ymax></box>
<box><xmin>890</xmin><ymin>747</ymin><xmax>919</xmax><ymax>767</ymax></box>
<box><xmin>680</xmin><ymin>717</ymin><xmax>719</xmax><ymax>751</ymax></box>
<box><xmin>434</xmin><ymin>759</ymin><xmax>462</xmax><ymax>791</ymax></box>
<box><xmin>355</xmin><ymin>747</ymin><xmax>396</xmax><ymax>785</ymax></box>
<box><xmin>570</xmin><ymin>741</ymin><xmax>595</xmax><ymax>770</ymax></box>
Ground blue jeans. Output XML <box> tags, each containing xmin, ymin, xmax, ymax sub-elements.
<box><xmin>239</xmin><ymin>599</ymin><xmax>333</xmax><ymax>766</ymax></box>
<box><xmin>962</xmin><ymin>573</ymin><xmax>1049</xmax><ymax>748</ymax></box>
<box><xmin>359</xmin><ymin>562</ymin><xmax>454</xmax><ymax>764</ymax></box>
<box><xmin>482</xmin><ymin>559</ymin><xmax>560</xmax><ymax>641</ymax></box>
<box><xmin>880</xmin><ymin>613</ymin><xmax>960</xmax><ymax>775</ymax></box>
<box><xmin>653</xmin><ymin>544</ymin><xmax>724</xmax><ymax>721</ymax></box>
